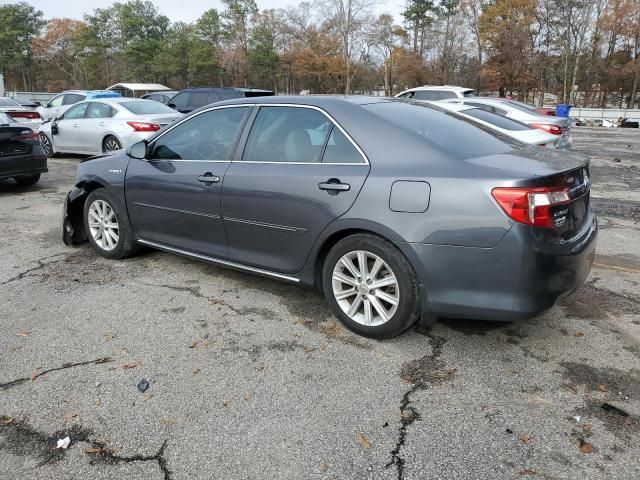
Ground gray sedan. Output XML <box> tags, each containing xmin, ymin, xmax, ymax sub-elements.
<box><xmin>62</xmin><ymin>96</ymin><xmax>596</xmax><ymax>338</ymax></box>
<box><xmin>39</xmin><ymin>98</ymin><xmax>183</xmax><ymax>156</ymax></box>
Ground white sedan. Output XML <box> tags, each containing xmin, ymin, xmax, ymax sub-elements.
<box><xmin>434</xmin><ymin>102</ymin><xmax>560</xmax><ymax>148</ymax></box>
<box><xmin>38</xmin><ymin>98</ymin><xmax>183</xmax><ymax>156</ymax></box>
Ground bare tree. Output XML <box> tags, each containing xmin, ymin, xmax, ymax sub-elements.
<box><xmin>317</xmin><ymin>0</ymin><xmax>378</xmax><ymax>94</ymax></box>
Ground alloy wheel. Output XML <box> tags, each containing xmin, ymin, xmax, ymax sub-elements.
<box><xmin>39</xmin><ymin>133</ymin><xmax>51</xmax><ymax>156</ymax></box>
<box><xmin>104</xmin><ymin>138</ymin><xmax>121</xmax><ymax>152</ymax></box>
<box><xmin>88</xmin><ymin>199</ymin><xmax>119</xmax><ymax>251</ymax></box>
<box><xmin>331</xmin><ymin>250</ymin><xmax>400</xmax><ymax>327</ymax></box>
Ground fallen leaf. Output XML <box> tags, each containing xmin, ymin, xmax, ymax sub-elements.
<box><xmin>581</xmin><ymin>423</ymin><xmax>592</xmax><ymax>433</ymax></box>
<box><xmin>61</xmin><ymin>413</ymin><xmax>78</xmax><ymax>422</ymax></box>
<box><xmin>580</xmin><ymin>442</ymin><xmax>594</xmax><ymax>454</ymax></box>
<box><xmin>562</xmin><ymin>383</ymin><xmax>578</xmax><ymax>395</ymax></box>
<box><xmin>244</xmin><ymin>392</ymin><xmax>252</xmax><ymax>401</ymax></box>
<box><xmin>0</xmin><ymin>417</ymin><xmax>14</xmax><ymax>425</ymax></box>
<box><xmin>519</xmin><ymin>469</ymin><xmax>536</xmax><ymax>476</ymax></box>
<box><xmin>598</xmin><ymin>384</ymin><xmax>607</xmax><ymax>393</ymax></box>
<box><xmin>357</xmin><ymin>432</ymin><xmax>371</xmax><ymax>449</ymax></box>
<box><xmin>84</xmin><ymin>447</ymin><xmax>103</xmax><ymax>454</ymax></box>
<box><xmin>320</xmin><ymin>463</ymin><xmax>329</xmax><ymax>472</ymax></box>
<box><xmin>519</xmin><ymin>435</ymin><xmax>531</xmax><ymax>443</ymax></box>
<box><xmin>188</xmin><ymin>341</ymin><xmax>199</xmax><ymax>349</ymax></box>
<box><xmin>574</xmin><ymin>331</ymin><xmax>584</xmax><ymax>337</ymax></box>
<box><xmin>144</xmin><ymin>393</ymin><xmax>154</xmax><ymax>401</ymax></box>
<box><xmin>192</xmin><ymin>368</ymin><xmax>201</xmax><ymax>376</ymax></box>
<box><xmin>203</xmin><ymin>339</ymin><xmax>215</xmax><ymax>348</ymax></box>
<box><xmin>303</xmin><ymin>346</ymin><xmax>316</xmax><ymax>353</ymax></box>
<box><xmin>122</xmin><ymin>363</ymin><xmax>139</xmax><ymax>370</ymax></box>
<box><xmin>223</xmin><ymin>400</ymin><xmax>232</xmax><ymax>408</ymax></box>
<box><xmin>16</xmin><ymin>332</ymin><xmax>30</xmax><ymax>337</ymax></box>
<box><xmin>30</xmin><ymin>372</ymin><xmax>38</xmax><ymax>381</ymax></box>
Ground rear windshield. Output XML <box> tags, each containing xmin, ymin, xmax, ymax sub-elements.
<box><xmin>500</xmin><ymin>100</ymin><xmax>538</xmax><ymax>114</ymax></box>
<box><xmin>363</xmin><ymin>101</ymin><xmax>519</xmax><ymax>159</ymax></box>
<box><xmin>0</xmin><ymin>98</ymin><xmax>20</xmax><ymax>107</ymax></box>
<box><xmin>120</xmin><ymin>100</ymin><xmax>176</xmax><ymax>115</ymax></box>
<box><xmin>463</xmin><ymin>108</ymin><xmax>531</xmax><ymax>131</ymax></box>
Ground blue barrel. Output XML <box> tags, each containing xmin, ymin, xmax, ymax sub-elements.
<box><xmin>556</xmin><ymin>104</ymin><xmax>572</xmax><ymax>117</ymax></box>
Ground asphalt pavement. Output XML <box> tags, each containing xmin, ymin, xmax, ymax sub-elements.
<box><xmin>1</xmin><ymin>127</ymin><xmax>639</xmax><ymax>479</ymax></box>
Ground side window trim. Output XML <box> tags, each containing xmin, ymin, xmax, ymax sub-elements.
<box><xmin>233</xmin><ymin>104</ymin><xmax>368</xmax><ymax>165</ymax></box>
<box><xmin>146</xmin><ymin>104</ymin><xmax>253</xmax><ymax>162</ymax></box>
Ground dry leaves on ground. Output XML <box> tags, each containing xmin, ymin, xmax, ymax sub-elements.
<box><xmin>357</xmin><ymin>432</ymin><xmax>371</xmax><ymax>449</ymax></box>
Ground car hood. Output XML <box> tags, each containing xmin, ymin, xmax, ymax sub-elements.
<box><xmin>465</xmin><ymin>146</ymin><xmax>589</xmax><ymax>178</ymax></box>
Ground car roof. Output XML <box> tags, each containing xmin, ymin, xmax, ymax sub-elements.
<box><xmin>404</xmin><ymin>85</ymin><xmax>473</xmax><ymax>92</ymax></box>
<box><xmin>58</xmin><ymin>90</ymin><xmax>120</xmax><ymax>98</ymax></box>
<box><xmin>208</xmin><ymin>95</ymin><xmax>393</xmax><ymax>108</ymax></box>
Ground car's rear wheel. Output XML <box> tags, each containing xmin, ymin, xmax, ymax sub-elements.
<box><xmin>322</xmin><ymin>234</ymin><xmax>420</xmax><ymax>339</ymax></box>
<box><xmin>39</xmin><ymin>133</ymin><xmax>54</xmax><ymax>158</ymax></box>
<box><xmin>83</xmin><ymin>189</ymin><xmax>138</xmax><ymax>259</ymax></box>
<box><xmin>103</xmin><ymin>136</ymin><xmax>122</xmax><ymax>153</ymax></box>
<box><xmin>15</xmin><ymin>174</ymin><xmax>40</xmax><ymax>186</ymax></box>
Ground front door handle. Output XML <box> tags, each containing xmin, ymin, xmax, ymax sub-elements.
<box><xmin>197</xmin><ymin>173</ymin><xmax>220</xmax><ymax>185</ymax></box>
<box><xmin>319</xmin><ymin>179</ymin><xmax>350</xmax><ymax>192</ymax></box>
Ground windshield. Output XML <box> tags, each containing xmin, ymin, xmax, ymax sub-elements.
<box><xmin>463</xmin><ymin>108</ymin><xmax>532</xmax><ymax>131</ymax></box>
<box><xmin>363</xmin><ymin>101</ymin><xmax>520</xmax><ymax>159</ymax></box>
<box><xmin>0</xmin><ymin>98</ymin><xmax>20</xmax><ymax>108</ymax></box>
<box><xmin>120</xmin><ymin>100</ymin><xmax>177</xmax><ymax>115</ymax></box>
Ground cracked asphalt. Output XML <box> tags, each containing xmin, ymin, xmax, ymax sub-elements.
<box><xmin>1</xmin><ymin>127</ymin><xmax>640</xmax><ymax>479</ymax></box>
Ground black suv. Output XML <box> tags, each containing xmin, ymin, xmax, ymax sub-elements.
<box><xmin>167</xmin><ymin>87</ymin><xmax>274</xmax><ymax>114</ymax></box>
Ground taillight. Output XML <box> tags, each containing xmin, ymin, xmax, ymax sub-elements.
<box><xmin>127</xmin><ymin>121</ymin><xmax>161</xmax><ymax>132</ymax></box>
<box><xmin>15</xmin><ymin>130</ymin><xmax>39</xmax><ymax>141</ymax></box>
<box><xmin>530</xmin><ymin>123</ymin><xmax>563</xmax><ymax>135</ymax></box>
<box><xmin>491</xmin><ymin>186</ymin><xmax>571</xmax><ymax>229</ymax></box>
<box><xmin>7</xmin><ymin>111</ymin><xmax>41</xmax><ymax>120</ymax></box>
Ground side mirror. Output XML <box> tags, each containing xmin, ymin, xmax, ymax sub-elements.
<box><xmin>127</xmin><ymin>140</ymin><xmax>148</xmax><ymax>160</ymax></box>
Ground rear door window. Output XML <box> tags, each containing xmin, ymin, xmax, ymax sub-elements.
<box><xmin>242</xmin><ymin>106</ymin><xmax>332</xmax><ymax>163</ymax></box>
<box><xmin>322</xmin><ymin>128</ymin><xmax>365</xmax><ymax>164</ymax></box>
<box><xmin>412</xmin><ymin>91</ymin><xmax>440</xmax><ymax>101</ymax></box>
<box><xmin>169</xmin><ymin>93</ymin><xmax>189</xmax><ymax>109</ymax></box>
<box><xmin>86</xmin><ymin>102</ymin><xmax>115</xmax><ymax>119</ymax></box>
<box><xmin>363</xmin><ymin>101</ymin><xmax>519</xmax><ymax>159</ymax></box>
<box><xmin>63</xmin><ymin>93</ymin><xmax>86</xmax><ymax>105</ymax></box>
<box><xmin>438</xmin><ymin>91</ymin><xmax>457</xmax><ymax>100</ymax></box>
<box><xmin>188</xmin><ymin>91</ymin><xmax>210</xmax><ymax>109</ymax></box>
<box><xmin>48</xmin><ymin>95</ymin><xmax>64</xmax><ymax>108</ymax></box>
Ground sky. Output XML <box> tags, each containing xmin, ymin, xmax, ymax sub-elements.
<box><xmin>18</xmin><ymin>0</ymin><xmax>405</xmax><ymax>23</ymax></box>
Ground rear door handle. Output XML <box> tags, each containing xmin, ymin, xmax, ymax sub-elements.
<box><xmin>73</xmin><ymin>123</ymin><xmax>79</xmax><ymax>128</ymax></box>
<box><xmin>319</xmin><ymin>181</ymin><xmax>350</xmax><ymax>192</ymax></box>
<box><xmin>197</xmin><ymin>173</ymin><xmax>220</xmax><ymax>185</ymax></box>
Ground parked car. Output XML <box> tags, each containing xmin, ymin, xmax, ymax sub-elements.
<box><xmin>0</xmin><ymin>112</ymin><xmax>47</xmax><ymax>185</ymax></box>
<box><xmin>434</xmin><ymin>102</ymin><xmax>559</xmax><ymax>148</ymax></box>
<box><xmin>38</xmin><ymin>90</ymin><xmax>121</xmax><ymax>121</ymax></box>
<box><xmin>167</xmin><ymin>87</ymin><xmax>274</xmax><ymax>114</ymax></box>
<box><xmin>570</xmin><ymin>117</ymin><xmax>585</xmax><ymax>127</ymax></box>
<box><xmin>62</xmin><ymin>96</ymin><xmax>596</xmax><ymax>339</ymax></box>
<box><xmin>39</xmin><ymin>98</ymin><xmax>183</xmax><ymax>156</ymax></box>
<box><xmin>621</xmin><ymin>118</ymin><xmax>639</xmax><ymax>128</ymax></box>
<box><xmin>395</xmin><ymin>85</ymin><xmax>475</xmax><ymax>101</ymax></box>
<box><xmin>440</xmin><ymin>97</ymin><xmax>573</xmax><ymax>148</ymax></box>
<box><xmin>11</xmin><ymin>96</ymin><xmax>42</xmax><ymax>108</ymax></box>
<box><xmin>141</xmin><ymin>91</ymin><xmax>179</xmax><ymax>105</ymax></box>
<box><xmin>0</xmin><ymin>97</ymin><xmax>42</xmax><ymax>127</ymax></box>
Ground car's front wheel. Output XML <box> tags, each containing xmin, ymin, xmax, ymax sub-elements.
<box><xmin>322</xmin><ymin>234</ymin><xmax>420</xmax><ymax>339</ymax></box>
<box><xmin>83</xmin><ymin>189</ymin><xmax>138</xmax><ymax>259</ymax></box>
<box><xmin>39</xmin><ymin>133</ymin><xmax>54</xmax><ymax>158</ymax></box>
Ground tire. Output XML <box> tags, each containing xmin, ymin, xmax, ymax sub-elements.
<box><xmin>83</xmin><ymin>189</ymin><xmax>138</xmax><ymax>259</ymax></box>
<box><xmin>321</xmin><ymin>233</ymin><xmax>420</xmax><ymax>339</ymax></box>
<box><xmin>15</xmin><ymin>174</ymin><xmax>40</xmax><ymax>186</ymax></box>
<box><xmin>39</xmin><ymin>133</ymin><xmax>54</xmax><ymax>158</ymax></box>
<box><xmin>103</xmin><ymin>135</ymin><xmax>122</xmax><ymax>153</ymax></box>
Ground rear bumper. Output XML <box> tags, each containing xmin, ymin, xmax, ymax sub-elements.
<box><xmin>0</xmin><ymin>154</ymin><xmax>47</xmax><ymax>180</ymax></box>
<box><xmin>398</xmin><ymin>211</ymin><xmax>597</xmax><ymax>321</ymax></box>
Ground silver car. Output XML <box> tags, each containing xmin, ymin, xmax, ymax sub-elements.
<box><xmin>435</xmin><ymin>102</ymin><xmax>559</xmax><ymax>148</ymax></box>
<box><xmin>0</xmin><ymin>97</ymin><xmax>42</xmax><ymax>127</ymax></box>
<box><xmin>440</xmin><ymin>98</ymin><xmax>573</xmax><ymax>149</ymax></box>
<box><xmin>38</xmin><ymin>98</ymin><xmax>183</xmax><ymax>156</ymax></box>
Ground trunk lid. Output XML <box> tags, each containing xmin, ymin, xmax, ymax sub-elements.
<box><xmin>0</xmin><ymin>125</ymin><xmax>35</xmax><ymax>156</ymax></box>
